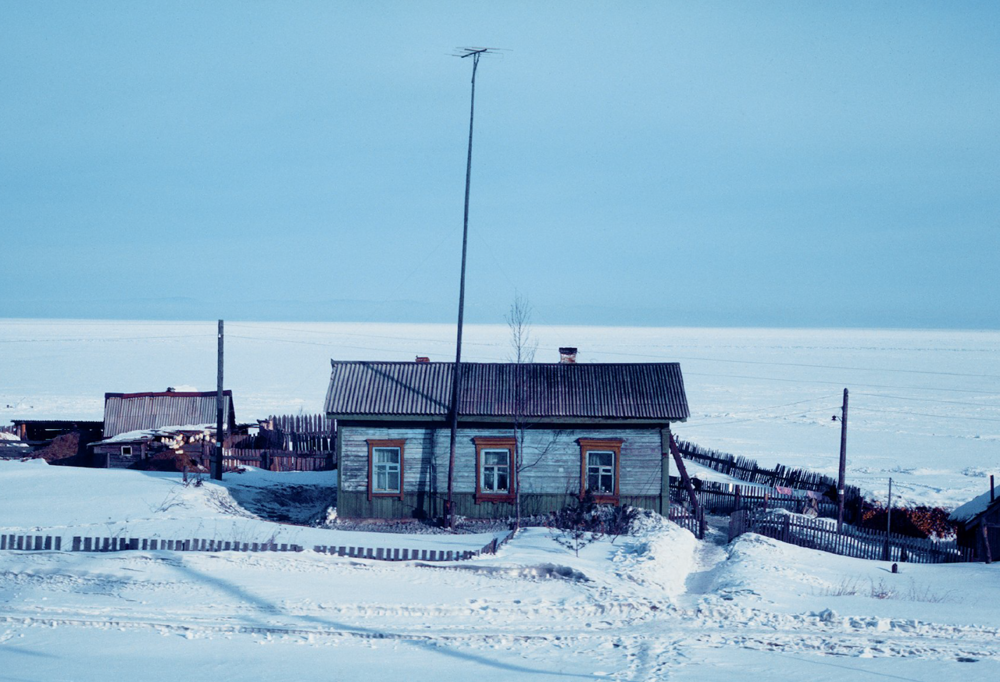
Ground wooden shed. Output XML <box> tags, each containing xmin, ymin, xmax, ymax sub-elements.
<box><xmin>92</xmin><ymin>389</ymin><xmax>235</xmax><ymax>468</ymax></box>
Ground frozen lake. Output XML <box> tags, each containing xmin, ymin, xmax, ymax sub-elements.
<box><xmin>2</xmin><ymin>319</ymin><xmax>998</xmax><ymax>509</ymax></box>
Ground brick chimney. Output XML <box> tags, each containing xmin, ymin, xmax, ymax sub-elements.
<box><xmin>558</xmin><ymin>347</ymin><xmax>578</xmax><ymax>364</ymax></box>
<box><xmin>415</xmin><ymin>356</ymin><xmax>430</xmax><ymax>363</ymax></box>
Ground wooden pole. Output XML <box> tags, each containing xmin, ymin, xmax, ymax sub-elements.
<box><xmin>213</xmin><ymin>319</ymin><xmax>224</xmax><ymax>481</ymax></box>
<box><xmin>837</xmin><ymin>388</ymin><xmax>848</xmax><ymax>532</ymax></box>
<box><xmin>446</xmin><ymin>50</ymin><xmax>484</xmax><ymax>529</ymax></box>
<box><xmin>667</xmin><ymin>430</ymin><xmax>702</xmax><ymax>526</ymax></box>
<box><xmin>982</xmin><ymin>524</ymin><xmax>992</xmax><ymax>564</ymax></box>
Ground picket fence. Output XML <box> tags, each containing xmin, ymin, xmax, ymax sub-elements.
<box><xmin>728</xmin><ymin>510</ymin><xmax>974</xmax><ymax>564</ymax></box>
<box><xmin>1</xmin><ymin>529</ymin><xmax>515</xmax><ymax>563</ymax></box>
<box><xmin>678</xmin><ymin>482</ymin><xmax>839</xmax><ymax>519</ymax></box>
<box><xmin>221</xmin><ymin>448</ymin><xmax>331</xmax><ymax>472</ymax></box>
<box><xmin>677</xmin><ymin>439</ymin><xmax>862</xmax><ymax>509</ymax></box>
<box><xmin>668</xmin><ymin>505</ymin><xmax>705</xmax><ymax>539</ymax></box>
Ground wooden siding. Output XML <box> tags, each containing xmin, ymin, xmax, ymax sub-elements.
<box><xmin>338</xmin><ymin>425</ymin><xmax>664</xmax><ymax>518</ymax></box>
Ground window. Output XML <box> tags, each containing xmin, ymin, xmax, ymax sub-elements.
<box><xmin>474</xmin><ymin>437</ymin><xmax>516</xmax><ymax>503</ymax></box>
<box><xmin>121</xmin><ymin>445</ymin><xmax>133</xmax><ymax>456</ymax></box>
<box><xmin>578</xmin><ymin>438</ymin><xmax>622</xmax><ymax>503</ymax></box>
<box><xmin>481</xmin><ymin>450</ymin><xmax>511</xmax><ymax>492</ymax></box>
<box><xmin>367</xmin><ymin>439</ymin><xmax>405</xmax><ymax>500</ymax></box>
<box><xmin>587</xmin><ymin>451</ymin><xmax>615</xmax><ymax>493</ymax></box>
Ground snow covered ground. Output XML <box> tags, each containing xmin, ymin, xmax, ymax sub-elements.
<box><xmin>2</xmin><ymin>320</ymin><xmax>998</xmax><ymax>510</ymax></box>
<box><xmin>2</xmin><ymin>460</ymin><xmax>999</xmax><ymax>680</ymax></box>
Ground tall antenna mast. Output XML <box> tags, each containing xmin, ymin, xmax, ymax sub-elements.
<box><xmin>446</xmin><ymin>47</ymin><xmax>500</xmax><ymax>528</ymax></box>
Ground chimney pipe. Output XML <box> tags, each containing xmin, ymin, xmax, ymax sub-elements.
<box><xmin>558</xmin><ymin>347</ymin><xmax>578</xmax><ymax>364</ymax></box>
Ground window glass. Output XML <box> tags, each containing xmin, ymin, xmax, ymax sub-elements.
<box><xmin>372</xmin><ymin>446</ymin><xmax>401</xmax><ymax>493</ymax></box>
<box><xmin>586</xmin><ymin>450</ymin><xmax>615</xmax><ymax>493</ymax></box>
<box><xmin>374</xmin><ymin>448</ymin><xmax>399</xmax><ymax>465</ymax></box>
<box><xmin>480</xmin><ymin>448</ymin><xmax>510</xmax><ymax>493</ymax></box>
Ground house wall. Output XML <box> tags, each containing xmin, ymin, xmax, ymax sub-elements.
<box><xmin>337</xmin><ymin>424</ymin><xmax>666</xmax><ymax>519</ymax></box>
<box><xmin>94</xmin><ymin>442</ymin><xmax>148</xmax><ymax>468</ymax></box>
<box><xmin>962</xmin><ymin>501</ymin><xmax>1000</xmax><ymax>560</ymax></box>
<box><xmin>94</xmin><ymin>441</ymin><xmax>207</xmax><ymax>469</ymax></box>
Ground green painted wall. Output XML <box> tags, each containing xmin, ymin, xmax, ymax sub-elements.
<box><xmin>338</xmin><ymin>491</ymin><xmax>661</xmax><ymax>520</ymax></box>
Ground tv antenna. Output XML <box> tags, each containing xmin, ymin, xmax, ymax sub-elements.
<box><xmin>445</xmin><ymin>45</ymin><xmax>506</xmax><ymax>529</ymax></box>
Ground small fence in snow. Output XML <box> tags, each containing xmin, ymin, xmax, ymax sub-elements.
<box><xmin>220</xmin><ymin>448</ymin><xmax>332</xmax><ymax>473</ymax></box>
<box><xmin>672</xmin><ymin>481</ymin><xmax>839</xmax><ymax>519</ymax></box>
<box><xmin>1</xmin><ymin>529</ymin><xmax>515</xmax><ymax>563</ymax></box>
<box><xmin>728</xmin><ymin>510</ymin><xmax>975</xmax><ymax>564</ymax></box>
<box><xmin>668</xmin><ymin>504</ymin><xmax>705</xmax><ymax>539</ymax></box>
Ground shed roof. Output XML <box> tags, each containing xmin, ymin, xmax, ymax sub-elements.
<box><xmin>102</xmin><ymin>391</ymin><xmax>235</xmax><ymax>438</ymax></box>
<box><xmin>324</xmin><ymin>361</ymin><xmax>688</xmax><ymax>422</ymax></box>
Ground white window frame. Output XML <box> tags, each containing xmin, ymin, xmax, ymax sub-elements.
<box><xmin>121</xmin><ymin>445</ymin><xmax>133</xmax><ymax>456</ymax></box>
<box><xmin>479</xmin><ymin>448</ymin><xmax>511</xmax><ymax>494</ymax></box>
<box><xmin>372</xmin><ymin>446</ymin><xmax>401</xmax><ymax>494</ymax></box>
<box><xmin>586</xmin><ymin>450</ymin><xmax>616</xmax><ymax>494</ymax></box>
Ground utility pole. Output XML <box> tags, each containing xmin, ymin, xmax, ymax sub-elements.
<box><xmin>213</xmin><ymin>319</ymin><xmax>224</xmax><ymax>481</ymax></box>
<box><xmin>886</xmin><ymin>477</ymin><xmax>893</xmax><ymax>536</ymax></box>
<box><xmin>836</xmin><ymin>388</ymin><xmax>848</xmax><ymax>532</ymax></box>
<box><xmin>446</xmin><ymin>47</ymin><xmax>494</xmax><ymax>529</ymax></box>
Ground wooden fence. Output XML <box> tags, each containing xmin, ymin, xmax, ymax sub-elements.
<box><xmin>312</xmin><ymin>530</ymin><xmax>515</xmax><ymax>562</ymax></box>
<box><xmin>221</xmin><ymin>413</ymin><xmax>336</xmax><ymax>472</ymax></box>
<box><xmin>221</xmin><ymin>448</ymin><xmax>332</xmax><ymax>472</ymax></box>
<box><xmin>677</xmin><ymin>439</ymin><xmax>862</xmax><ymax>509</ymax></box>
<box><xmin>1</xmin><ymin>529</ymin><xmax>516</xmax><ymax>563</ymax></box>
<box><xmin>728</xmin><ymin>510</ymin><xmax>975</xmax><ymax>564</ymax></box>
<box><xmin>669</xmin><ymin>504</ymin><xmax>705</xmax><ymax>539</ymax></box>
<box><xmin>674</xmin><ymin>481</ymin><xmax>839</xmax><ymax>518</ymax></box>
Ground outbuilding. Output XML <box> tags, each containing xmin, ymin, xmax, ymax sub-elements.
<box><xmin>91</xmin><ymin>389</ymin><xmax>235</xmax><ymax>468</ymax></box>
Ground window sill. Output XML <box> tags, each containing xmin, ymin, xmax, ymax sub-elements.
<box><xmin>475</xmin><ymin>492</ymin><xmax>516</xmax><ymax>504</ymax></box>
<box><xmin>369</xmin><ymin>491</ymin><xmax>403</xmax><ymax>500</ymax></box>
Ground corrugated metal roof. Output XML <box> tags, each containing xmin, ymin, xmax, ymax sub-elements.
<box><xmin>103</xmin><ymin>391</ymin><xmax>235</xmax><ymax>438</ymax></box>
<box><xmin>325</xmin><ymin>362</ymin><xmax>688</xmax><ymax>421</ymax></box>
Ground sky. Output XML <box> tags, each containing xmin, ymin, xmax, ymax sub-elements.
<box><xmin>1</xmin><ymin>1</ymin><xmax>998</xmax><ymax>329</ymax></box>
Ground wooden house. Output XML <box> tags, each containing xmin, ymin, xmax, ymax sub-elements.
<box><xmin>950</xmin><ymin>483</ymin><xmax>1000</xmax><ymax>561</ymax></box>
<box><xmin>91</xmin><ymin>389</ymin><xmax>236</xmax><ymax>468</ymax></box>
<box><xmin>325</xmin><ymin>357</ymin><xmax>689</xmax><ymax>520</ymax></box>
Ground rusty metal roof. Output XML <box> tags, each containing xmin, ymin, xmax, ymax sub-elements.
<box><xmin>325</xmin><ymin>362</ymin><xmax>688</xmax><ymax>422</ymax></box>
<box><xmin>102</xmin><ymin>391</ymin><xmax>236</xmax><ymax>438</ymax></box>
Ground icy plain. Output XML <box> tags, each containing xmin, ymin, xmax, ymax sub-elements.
<box><xmin>2</xmin><ymin>319</ymin><xmax>998</xmax><ymax>509</ymax></box>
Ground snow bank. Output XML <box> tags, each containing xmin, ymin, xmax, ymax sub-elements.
<box><xmin>0</xmin><ymin>459</ymin><xmax>490</xmax><ymax>553</ymax></box>
<box><xmin>610</xmin><ymin>512</ymin><xmax>699</xmax><ymax>598</ymax></box>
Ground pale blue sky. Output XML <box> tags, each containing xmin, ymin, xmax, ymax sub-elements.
<box><xmin>2</xmin><ymin>1</ymin><xmax>998</xmax><ymax>328</ymax></box>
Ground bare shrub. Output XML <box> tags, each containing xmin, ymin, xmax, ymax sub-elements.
<box><xmin>819</xmin><ymin>576</ymin><xmax>951</xmax><ymax>603</ymax></box>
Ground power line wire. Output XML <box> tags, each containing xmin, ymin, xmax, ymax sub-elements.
<box><xmin>684</xmin><ymin>371</ymin><xmax>998</xmax><ymax>396</ymax></box>
<box><xmin>854</xmin><ymin>391</ymin><xmax>999</xmax><ymax>408</ymax></box>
